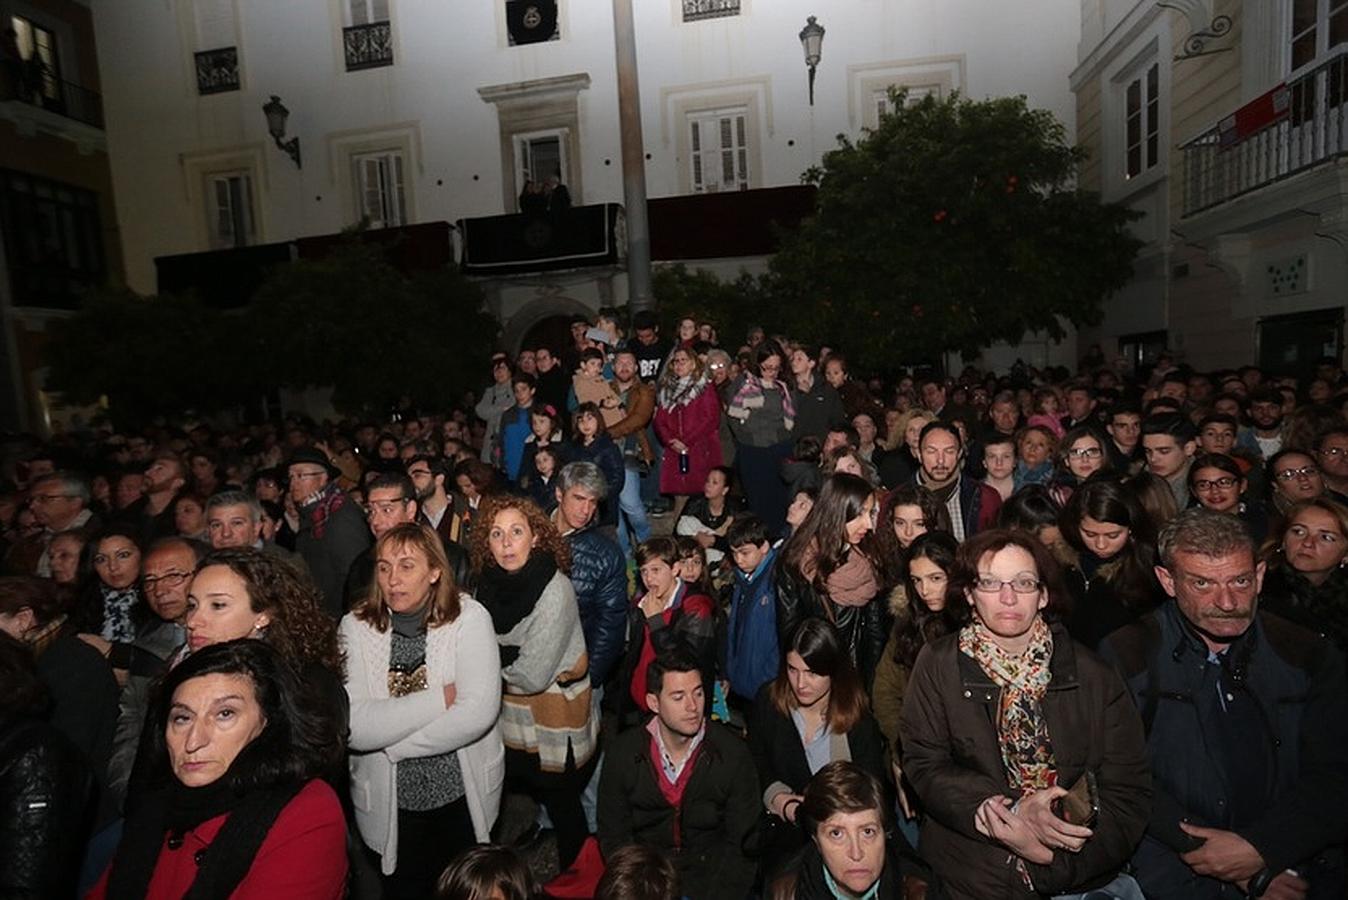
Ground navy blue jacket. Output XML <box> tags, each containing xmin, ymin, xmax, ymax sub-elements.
<box><xmin>565</xmin><ymin>523</ymin><xmax>628</xmax><ymax>688</ymax></box>
<box><xmin>1103</xmin><ymin>602</ymin><xmax>1348</xmax><ymax>899</ymax></box>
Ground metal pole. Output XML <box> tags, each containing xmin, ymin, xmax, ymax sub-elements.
<box><xmin>612</xmin><ymin>0</ymin><xmax>654</xmax><ymax>313</ymax></box>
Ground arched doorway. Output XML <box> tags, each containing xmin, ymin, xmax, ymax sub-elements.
<box><xmin>520</xmin><ymin>315</ymin><xmax>577</xmax><ymax>358</ymax></box>
<box><xmin>502</xmin><ymin>294</ymin><xmax>595</xmax><ymax>356</ymax></box>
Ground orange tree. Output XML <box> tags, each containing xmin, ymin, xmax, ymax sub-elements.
<box><xmin>761</xmin><ymin>90</ymin><xmax>1141</xmax><ymax>370</ymax></box>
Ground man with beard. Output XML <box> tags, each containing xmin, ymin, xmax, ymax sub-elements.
<box><xmin>908</xmin><ymin>421</ymin><xmax>1000</xmax><ymax>541</ymax></box>
<box><xmin>629</xmin><ymin>310</ymin><xmax>670</xmax><ymax>383</ymax></box>
<box><xmin>605</xmin><ymin>349</ymin><xmax>654</xmax><ymax>551</ymax></box>
<box><xmin>1105</xmin><ymin>509</ymin><xmax>1347</xmax><ymax>900</ymax></box>
<box><xmin>119</xmin><ymin>451</ymin><xmax>186</xmax><ymax>543</ymax></box>
<box><xmin>1237</xmin><ymin>389</ymin><xmax>1285</xmax><ymax>461</ymax></box>
<box><xmin>405</xmin><ymin>454</ymin><xmax>466</xmax><ymax>550</ymax></box>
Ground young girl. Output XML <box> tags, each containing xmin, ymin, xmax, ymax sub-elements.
<box><xmin>675</xmin><ymin>535</ymin><xmax>716</xmax><ymax>597</ymax></box>
<box><xmin>518</xmin><ymin>403</ymin><xmax>569</xmax><ymax>493</ymax></box>
<box><xmin>522</xmin><ymin>445</ymin><xmax>562</xmax><ymax>512</ymax></box>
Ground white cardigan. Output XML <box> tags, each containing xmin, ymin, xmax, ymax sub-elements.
<box><xmin>340</xmin><ymin>596</ymin><xmax>505</xmax><ymax>875</ymax></box>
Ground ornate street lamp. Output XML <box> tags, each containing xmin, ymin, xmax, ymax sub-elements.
<box><xmin>799</xmin><ymin>16</ymin><xmax>825</xmax><ymax>106</ymax></box>
<box><xmin>262</xmin><ymin>95</ymin><xmax>302</xmax><ymax>169</ymax></box>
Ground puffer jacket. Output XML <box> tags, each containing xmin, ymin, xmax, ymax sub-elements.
<box><xmin>775</xmin><ymin>554</ymin><xmax>890</xmax><ymax>690</ymax></box>
<box><xmin>565</xmin><ymin>523</ymin><xmax>628</xmax><ymax>688</ymax></box>
<box><xmin>900</xmin><ymin>622</ymin><xmax>1151</xmax><ymax>899</ymax></box>
<box><xmin>0</xmin><ymin>717</ymin><xmax>93</xmax><ymax>899</ymax></box>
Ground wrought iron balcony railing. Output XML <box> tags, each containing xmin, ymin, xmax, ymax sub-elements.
<box><xmin>343</xmin><ymin>22</ymin><xmax>394</xmax><ymax>71</ymax></box>
<box><xmin>1181</xmin><ymin>49</ymin><xmax>1348</xmax><ymax>216</ymax></box>
<box><xmin>2</xmin><ymin>77</ymin><xmax>103</xmax><ymax>128</ymax></box>
<box><xmin>682</xmin><ymin>0</ymin><xmax>740</xmax><ymax>22</ymax></box>
<box><xmin>195</xmin><ymin>47</ymin><xmax>240</xmax><ymax>95</ymax></box>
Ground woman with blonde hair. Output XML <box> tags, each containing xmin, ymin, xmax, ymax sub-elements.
<box><xmin>342</xmin><ymin>522</ymin><xmax>504</xmax><ymax>899</ymax></box>
<box><xmin>469</xmin><ymin>495</ymin><xmax>598</xmax><ymax>871</ymax></box>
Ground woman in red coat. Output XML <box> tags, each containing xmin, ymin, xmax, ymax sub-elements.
<box><xmin>90</xmin><ymin>640</ymin><xmax>347</xmax><ymax>899</ymax></box>
<box><xmin>654</xmin><ymin>346</ymin><xmax>723</xmax><ymax>518</ymax></box>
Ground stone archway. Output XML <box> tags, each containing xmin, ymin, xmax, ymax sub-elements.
<box><xmin>502</xmin><ymin>294</ymin><xmax>595</xmax><ymax>356</ymax></box>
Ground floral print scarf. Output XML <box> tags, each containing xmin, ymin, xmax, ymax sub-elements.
<box><xmin>958</xmin><ymin>616</ymin><xmax>1057</xmax><ymax>792</ymax></box>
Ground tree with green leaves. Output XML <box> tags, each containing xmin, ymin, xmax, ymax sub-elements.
<box><xmin>760</xmin><ymin>90</ymin><xmax>1141</xmax><ymax>370</ymax></box>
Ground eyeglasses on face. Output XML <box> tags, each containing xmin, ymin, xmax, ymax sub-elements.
<box><xmin>1275</xmin><ymin>465</ymin><xmax>1319</xmax><ymax>482</ymax></box>
<box><xmin>1067</xmin><ymin>447</ymin><xmax>1103</xmax><ymax>459</ymax></box>
<box><xmin>143</xmin><ymin>571</ymin><xmax>192</xmax><ymax>591</ymax></box>
<box><xmin>1193</xmin><ymin>477</ymin><xmax>1238</xmax><ymax>491</ymax></box>
<box><xmin>973</xmin><ymin>576</ymin><xmax>1041</xmax><ymax>594</ymax></box>
<box><xmin>1318</xmin><ymin>446</ymin><xmax>1348</xmax><ymax>458</ymax></box>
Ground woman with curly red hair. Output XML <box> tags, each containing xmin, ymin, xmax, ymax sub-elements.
<box><xmin>469</xmin><ymin>495</ymin><xmax>597</xmax><ymax>871</ymax></box>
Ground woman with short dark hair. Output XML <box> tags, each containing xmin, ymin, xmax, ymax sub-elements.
<box><xmin>91</xmin><ymin>640</ymin><xmax>348</xmax><ymax>898</ymax></box>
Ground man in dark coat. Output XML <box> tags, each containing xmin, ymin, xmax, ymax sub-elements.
<box><xmin>288</xmin><ymin>448</ymin><xmax>370</xmax><ymax>618</ymax></box>
<box><xmin>597</xmin><ymin>650</ymin><xmax>759</xmax><ymax>900</ymax></box>
<box><xmin>909</xmin><ymin>421</ymin><xmax>1001</xmax><ymax>541</ymax></box>
<box><xmin>1104</xmin><ymin>508</ymin><xmax>1348</xmax><ymax>900</ymax></box>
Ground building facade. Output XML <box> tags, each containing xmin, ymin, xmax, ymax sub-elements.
<box><xmin>1</xmin><ymin>0</ymin><xmax>122</xmax><ymax>431</ymax></box>
<box><xmin>1073</xmin><ymin>0</ymin><xmax>1348</xmax><ymax>377</ymax></box>
<box><xmin>92</xmin><ymin>0</ymin><xmax>1081</xmax><ymax>365</ymax></box>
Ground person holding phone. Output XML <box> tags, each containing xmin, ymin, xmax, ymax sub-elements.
<box><xmin>900</xmin><ymin>529</ymin><xmax>1151</xmax><ymax>899</ymax></box>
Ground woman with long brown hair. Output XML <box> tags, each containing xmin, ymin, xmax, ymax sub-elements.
<box><xmin>469</xmin><ymin>495</ymin><xmax>598</xmax><ymax>871</ymax></box>
<box><xmin>343</xmin><ymin>522</ymin><xmax>504</xmax><ymax>899</ymax></box>
<box><xmin>776</xmin><ymin>473</ymin><xmax>888</xmax><ymax>687</ymax></box>
<box><xmin>749</xmin><ymin>618</ymin><xmax>886</xmax><ymax>880</ymax></box>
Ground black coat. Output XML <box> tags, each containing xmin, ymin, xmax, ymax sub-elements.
<box><xmin>775</xmin><ymin>559</ymin><xmax>890</xmax><ymax>691</ymax></box>
<box><xmin>775</xmin><ymin>840</ymin><xmax>930</xmax><ymax>900</ymax></box>
<box><xmin>597</xmin><ymin>722</ymin><xmax>760</xmax><ymax>900</ymax></box>
<box><xmin>748</xmin><ymin>684</ymin><xmax>888</xmax><ymax>876</ymax></box>
<box><xmin>0</xmin><ymin>718</ymin><xmax>93</xmax><ymax>898</ymax></box>
<box><xmin>571</xmin><ymin>435</ymin><xmax>625</xmax><ymax>528</ymax></box>
<box><xmin>1259</xmin><ymin>564</ymin><xmax>1348</xmax><ymax>655</ymax></box>
<box><xmin>35</xmin><ymin>632</ymin><xmax>119</xmax><ymax>827</ymax></box>
<box><xmin>296</xmin><ymin>492</ymin><xmax>372</xmax><ymax>618</ymax></box>
<box><xmin>1103</xmin><ymin>604</ymin><xmax>1348</xmax><ymax>899</ymax></box>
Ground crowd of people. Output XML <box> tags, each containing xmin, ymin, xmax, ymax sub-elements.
<box><xmin>0</xmin><ymin>308</ymin><xmax>1345</xmax><ymax>900</ymax></box>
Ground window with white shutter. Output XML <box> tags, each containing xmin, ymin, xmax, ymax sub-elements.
<box><xmin>206</xmin><ymin>172</ymin><xmax>255</xmax><ymax>249</ymax></box>
<box><xmin>353</xmin><ymin>151</ymin><xmax>406</xmax><ymax>228</ymax></box>
<box><xmin>688</xmin><ymin>108</ymin><xmax>748</xmax><ymax>193</ymax></box>
<box><xmin>194</xmin><ymin>0</ymin><xmax>237</xmax><ymax>49</ymax></box>
<box><xmin>348</xmin><ymin>0</ymin><xmax>390</xmax><ymax>25</ymax></box>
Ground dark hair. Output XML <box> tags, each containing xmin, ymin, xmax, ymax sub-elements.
<box><xmin>827</xmin><ymin>423</ymin><xmax>860</xmax><ymax>448</ymax></box>
<box><xmin>749</xmin><ymin>338</ymin><xmax>787</xmax><ymax>378</ymax></box>
<box><xmin>952</xmin><ymin>528</ymin><xmax>1069</xmax><ymax>619</ymax></box>
<box><xmin>1108</xmin><ymin>402</ymin><xmax>1142</xmax><ymax>424</ymax></box>
<box><xmin>0</xmin><ymin>575</ymin><xmax>66</xmax><ymax>626</ymax></box>
<box><xmin>1198</xmin><ymin>412</ymin><xmax>1239</xmax><ymax>433</ymax></box>
<box><xmin>435</xmin><ymin>844</ymin><xmax>538</xmax><ymax>900</ymax></box>
<box><xmin>646</xmin><ymin>646</ymin><xmax>703</xmax><ymax>696</ymax></box>
<box><xmin>1059</xmin><ymin>479</ymin><xmax>1159</xmax><ymax>612</ymax></box>
<box><xmin>709</xmin><ymin>465</ymin><xmax>735</xmax><ymax>488</ymax></box>
<box><xmin>1057</xmin><ymin>425</ymin><xmax>1110</xmax><ymax>476</ymax></box>
<box><xmin>727</xmin><ymin>514</ymin><xmax>771</xmax><ymax>550</ymax></box>
<box><xmin>0</xmin><ymin>632</ymin><xmax>49</xmax><ymax>719</ymax></box>
<box><xmin>918</xmin><ymin>419</ymin><xmax>963</xmax><ymax>450</ymax></box>
<box><xmin>1141</xmin><ymin>412</ymin><xmax>1196</xmax><ymax>444</ymax></box>
<box><xmin>797</xmin><ymin>761</ymin><xmax>888</xmax><ymax>840</ymax></box>
<box><xmin>511</xmin><ymin>372</ymin><xmax>537</xmax><ymax>391</ymax></box>
<box><xmin>782</xmin><ymin>473</ymin><xmax>878</xmax><ymax>604</ymax></box>
<box><xmin>1188</xmin><ymin>452</ymin><xmax>1244</xmax><ymax>485</ymax></box>
<box><xmin>366</xmin><ymin>471</ymin><xmax>416</xmax><ymax>502</ymax></box>
<box><xmin>635</xmin><ymin>536</ymin><xmax>679</xmax><ymax>568</ymax></box>
<box><xmin>770</xmin><ymin>618</ymin><xmax>868</xmax><ymax>734</ymax></box>
<box><xmin>595</xmin><ymin>844</ymin><xmax>679</xmax><ymax>900</ymax></box>
<box><xmin>579</xmin><ymin>347</ymin><xmax>605</xmax><ymax>364</ymax></box>
<box><xmin>572</xmin><ymin>402</ymin><xmax>609</xmax><ymax>440</ymax></box>
<box><xmin>889</xmin><ymin>531</ymin><xmax>968</xmax><ymax>668</ymax></box>
<box><xmin>452</xmin><ymin>459</ymin><xmax>499</xmax><ymax>495</ymax></box>
<box><xmin>140</xmin><ymin>640</ymin><xmax>341</xmax><ymax>792</ymax></box>
<box><xmin>874</xmin><ymin>483</ymin><xmax>951</xmax><ymax>585</ymax></box>
<box><xmin>998</xmin><ymin>484</ymin><xmax>1062</xmax><ymax>533</ymax></box>
<box><xmin>197</xmin><ymin>549</ymin><xmax>344</xmax><ymax>675</ymax></box>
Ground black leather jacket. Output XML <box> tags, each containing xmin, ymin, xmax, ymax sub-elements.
<box><xmin>774</xmin><ymin>558</ymin><xmax>890</xmax><ymax>690</ymax></box>
<box><xmin>0</xmin><ymin>718</ymin><xmax>93</xmax><ymax>899</ymax></box>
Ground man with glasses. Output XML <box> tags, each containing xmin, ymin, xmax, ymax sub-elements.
<box><xmin>909</xmin><ymin>421</ymin><xmax>1000</xmax><ymax>541</ymax></box>
<box><xmin>1104</xmin><ymin>508</ymin><xmax>1348</xmax><ymax>900</ymax></box>
<box><xmin>343</xmin><ymin>471</ymin><xmax>469</xmax><ymax>610</ymax></box>
<box><xmin>27</xmin><ymin>471</ymin><xmax>96</xmax><ymax>577</ymax></box>
<box><xmin>288</xmin><ymin>447</ymin><xmax>370</xmax><ymax>618</ymax></box>
<box><xmin>406</xmin><ymin>454</ymin><xmax>465</xmax><ymax>549</ymax></box>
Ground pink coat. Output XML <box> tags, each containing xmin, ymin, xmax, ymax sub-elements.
<box><xmin>654</xmin><ymin>386</ymin><xmax>723</xmax><ymax>495</ymax></box>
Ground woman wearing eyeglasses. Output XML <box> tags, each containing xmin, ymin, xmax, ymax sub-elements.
<box><xmin>1187</xmin><ymin>452</ymin><xmax>1269</xmax><ymax>543</ymax></box>
<box><xmin>1259</xmin><ymin>497</ymin><xmax>1348</xmax><ymax>653</ymax></box>
<box><xmin>1265</xmin><ymin>448</ymin><xmax>1329</xmax><ymax>517</ymax></box>
<box><xmin>899</xmin><ymin>529</ymin><xmax>1150</xmax><ymax>899</ymax></box>
<box><xmin>1056</xmin><ymin>479</ymin><xmax>1164</xmax><ymax>651</ymax></box>
<box><xmin>1047</xmin><ymin>426</ymin><xmax>1112</xmax><ymax>507</ymax></box>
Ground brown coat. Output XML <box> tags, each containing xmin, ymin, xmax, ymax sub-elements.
<box><xmin>899</xmin><ymin>622</ymin><xmax>1150</xmax><ymax>899</ymax></box>
<box><xmin>607</xmin><ymin>378</ymin><xmax>655</xmax><ymax>463</ymax></box>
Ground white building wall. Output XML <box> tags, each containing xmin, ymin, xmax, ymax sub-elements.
<box><xmin>94</xmin><ymin>0</ymin><xmax>1082</xmax><ymax>295</ymax></box>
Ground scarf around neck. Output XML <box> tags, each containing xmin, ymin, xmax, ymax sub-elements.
<box><xmin>301</xmin><ymin>480</ymin><xmax>348</xmax><ymax>540</ymax></box>
<box><xmin>476</xmin><ymin>551</ymin><xmax>558</xmax><ymax>636</ymax></box>
<box><xmin>958</xmin><ymin>616</ymin><xmax>1056</xmax><ymax>792</ymax></box>
<box><xmin>657</xmin><ymin>372</ymin><xmax>709</xmax><ymax>410</ymax></box>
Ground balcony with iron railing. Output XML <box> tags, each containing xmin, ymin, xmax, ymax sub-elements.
<box><xmin>343</xmin><ymin>21</ymin><xmax>394</xmax><ymax>71</ymax></box>
<box><xmin>1</xmin><ymin>67</ymin><xmax>106</xmax><ymax>150</ymax></box>
<box><xmin>194</xmin><ymin>47</ymin><xmax>240</xmax><ymax>95</ymax></box>
<box><xmin>1181</xmin><ymin>49</ymin><xmax>1348</xmax><ymax>217</ymax></box>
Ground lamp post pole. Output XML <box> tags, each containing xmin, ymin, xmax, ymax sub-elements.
<box><xmin>612</xmin><ymin>0</ymin><xmax>654</xmax><ymax>314</ymax></box>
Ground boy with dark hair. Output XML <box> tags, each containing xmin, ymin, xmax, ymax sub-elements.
<box><xmin>617</xmin><ymin>537</ymin><xmax>716</xmax><ymax>722</ymax></box>
<box><xmin>1142</xmin><ymin>412</ymin><xmax>1198</xmax><ymax>508</ymax></box>
<box><xmin>722</xmin><ymin>515</ymin><xmax>780</xmax><ymax>707</ymax></box>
